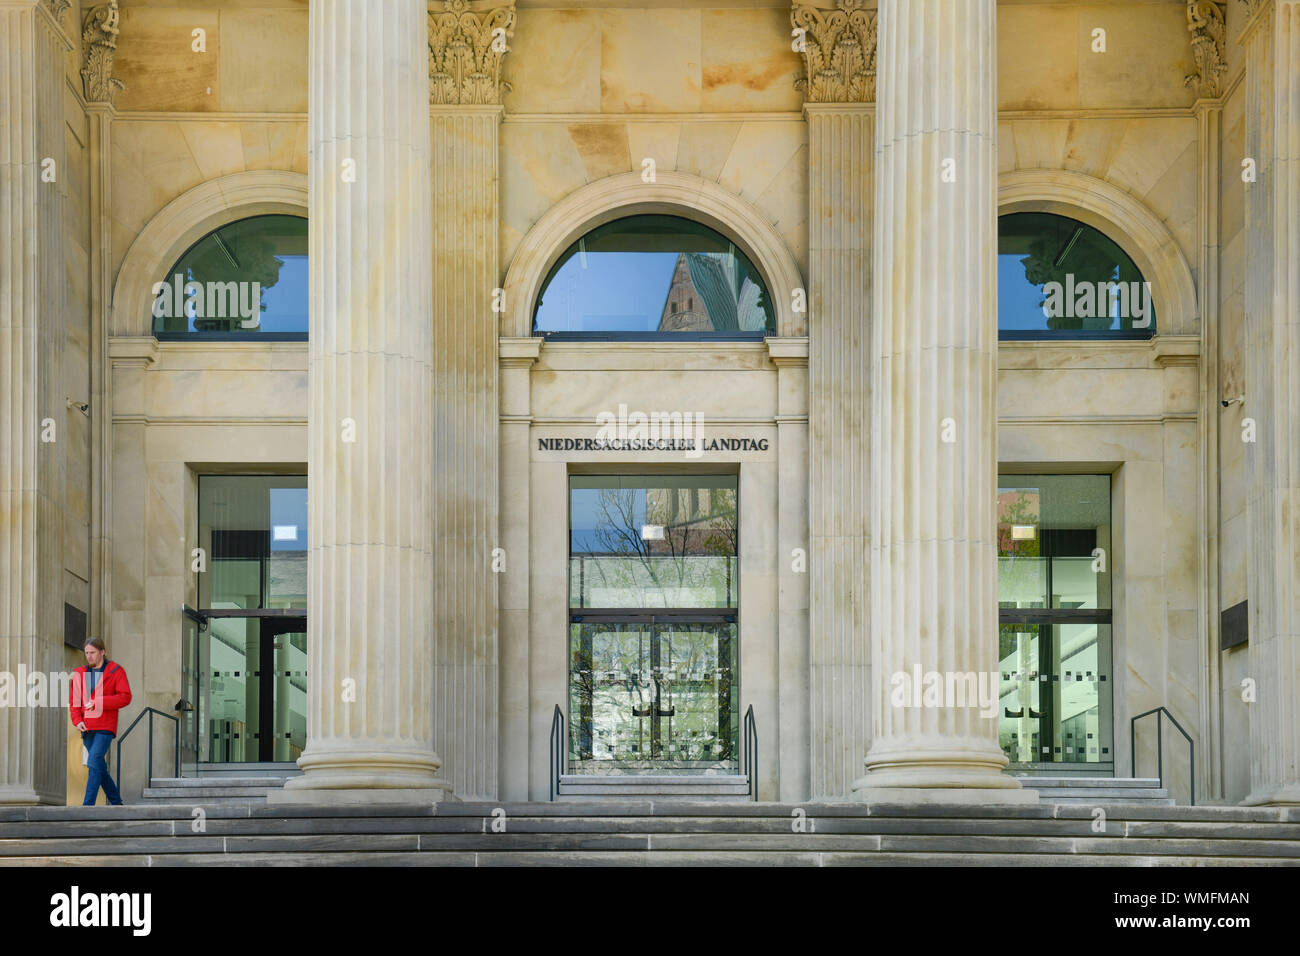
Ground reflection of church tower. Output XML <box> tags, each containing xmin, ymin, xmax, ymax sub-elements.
<box><xmin>657</xmin><ymin>254</ymin><xmax>712</xmax><ymax>332</ymax></box>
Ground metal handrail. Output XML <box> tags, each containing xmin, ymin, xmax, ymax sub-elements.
<box><xmin>115</xmin><ymin>706</ymin><xmax>180</xmax><ymax>796</ymax></box>
<box><xmin>742</xmin><ymin>704</ymin><xmax>757</xmax><ymax>801</ymax></box>
<box><xmin>549</xmin><ymin>705</ymin><xmax>566</xmax><ymax>801</ymax></box>
<box><xmin>1130</xmin><ymin>706</ymin><xmax>1194</xmax><ymax>806</ymax></box>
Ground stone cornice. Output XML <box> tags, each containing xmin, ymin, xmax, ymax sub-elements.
<box><xmin>81</xmin><ymin>1</ymin><xmax>124</xmax><ymax>106</ymax></box>
<box><xmin>766</xmin><ymin>336</ymin><xmax>810</xmax><ymax>367</ymax></box>
<box><xmin>428</xmin><ymin>0</ymin><xmax>515</xmax><ymax>106</ymax></box>
<box><xmin>498</xmin><ymin>336</ymin><xmax>544</xmax><ymax>368</ymax></box>
<box><xmin>107</xmin><ymin>336</ymin><xmax>159</xmax><ymax>367</ymax></box>
<box><xmin>1152</xmin><ymin>333</ymin><xmax>1202</xmax><ymax>367</ymax></box>
<box><xmin>791</xmin><ymin>0</ymin><xmax>877</xmax><ymax>104</ymax></box>
<box><xmin>801</xmin><ymin>101</ymin><xmax>873</xmax><ymax>119</ymax></box>
<box><xmin>1184</xmin><ymin>1</ymin><xmax>1228</xmax><ymax>99</ymax></box>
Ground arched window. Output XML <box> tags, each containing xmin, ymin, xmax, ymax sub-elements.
<box><xmin>998</xmin><ymin>212</ymin><xmax>1155</xmax><ymax>338</ymax></box>
<box><xmin>533</xmin><ymin>214</ymin><xmax>775</xmax><ymax>337</ymax></box>
<box><xmin>152</xmin><ymin>214</ymin><xmax>308</xmax><ymax>337</ymax></box>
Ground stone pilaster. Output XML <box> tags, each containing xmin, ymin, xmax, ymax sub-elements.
<box><xmin>855</xmin><ymin>0</ymin><xmax>1029</xmax><ymax>799</ymax></box>
<box><xmin>430</xmin><ymin>106</ymin><xmax>504</xmax><ymax>800</ymax></box>
<box><xmin>0</xmin><ymin>0</ymin><xmax>71</xmax><ymax>805</ymax></box>
<box><xmin>275</xmin><ymin>0</ymin><xmax>449</xmax><ymax>803</ymax></box>
<box><xmin>804</xmin><ymin>102</ymin><xmax>873</xmax><ymax>799</ymax></box>
<box><xmin>424</xmin><ymin>0</ymin><xmax>512</xmax><ymax>802</ymax></box>
<box><xmin>1240</xmin><ymin>0</ymin><xmax>1300</xmax><ymax>806</ymax></box>
<box><xmin>498</xmin><ymin>337</ymin><xmax>540</xmax><ymax>801</ymax></box>
<box><xmin>769</xmin><ymin>337</ymin><xmax>811</xmax><ymax>801</ymax></box>
<box><xmin>1194</xmin><ymin>92</ymin><xmax>1223</xmax><ymax>800</ymax></box>
<box><xmin>83</xmin><ymin>1</ymin><xmax>121</xmax><ymax>644</ymax></box>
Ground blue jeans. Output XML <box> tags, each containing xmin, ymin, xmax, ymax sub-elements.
<box><xmin>82</xmin><ymin>730</ymin><xmax>122</xmax><ymax>806</ymax></box>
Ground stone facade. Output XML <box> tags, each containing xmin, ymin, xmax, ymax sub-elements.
<box><xmin>0</xmin><ymin>0</ymin><xmax>1296</xmax><ymax>809</ymax></box>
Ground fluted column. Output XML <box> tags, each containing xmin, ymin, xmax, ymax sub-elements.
<box><xmin>0</xmin><ymin>0</ymin><xmax>70</xmax><ymax>806</ymax></box>
<box><xmin>856</xmin><ymin>0</ymin><xmax>1028</xmax><ymax>799</ymax></box>
<box><xmin>276</xmin><ymin>0</ymin><xmax>449</xmax><ymax>802</ymax></box>
<box><xmin>1241</xmin><ymin>0</ymin><xmax>1300</xmax><ymax>807</ymax></box>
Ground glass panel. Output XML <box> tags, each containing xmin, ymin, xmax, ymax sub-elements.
<box><xmin>998</xmin><ymin>624</ymin><xmax>1042</xmax><ymax>764</ymax></box>
<box><xmin>180</xmin><ymin>613</ymin><xmax>200</xmax><ymax>773</ymax></box>
<box><xmin>1057</xmin><ymin>622</ymin><xmax>1112</xmax><ymax>762</ymax></box>
<box><xmin>568</xmin><ymin>621</ymin><xmax>738</xmax><ymax>770</ymax></box>
<box><xmin>998</xmin><ymin>212</ymin><xmax>1155</xmax><ymax>334</ymax></box>
<box><xmin>569</xmin><ymin>475</ymin><xmax>738</xmax><ymax>609</ymax></box>
<box><xmin>534</xmin><ymin>214</ymin><xmax>775</xmax><ymax>334</ymax></box>
<box><xmin>153</xmin><ymin>214</ymin><xmax>308</xmax><ymax>335</ymax></box>
<box><xmin>205</xmin><ymin>618</ymin><xmax>258</xmax><ymax>763</ymax></box>
<box><xmin>997</xmin><ymin>623</ymin><xmax>1112</xmax><ymax>766</ymax></box>
<box><xmin>198</xmin><ymin>618</ymin><xmax>306</xmax><ymax>763</ymax></box>
<box><xmin>272</xmin><ymin>628</ymin><xmax>308</xmax><ymax>762</ymax></box>
<box><xmin>199</xmin><ymin>476</ymin><xmax>308</xmax><ymax>611</ymax></box>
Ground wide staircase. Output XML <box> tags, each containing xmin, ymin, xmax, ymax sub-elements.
<box><xmin>3</xmin><ymin>798</ymin><xmax>1298</xmax><ymax>865</ymax></box>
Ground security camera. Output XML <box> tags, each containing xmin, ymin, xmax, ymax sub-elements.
<box><xmin>1221</xmin><ymin>396</ymin><xmax>1243</xmax><ymax>408</ymax></box>
<box><xmin>66</xmin><ymin>398</ymin><xmax>89</xmax><ymax>414</ymax></box>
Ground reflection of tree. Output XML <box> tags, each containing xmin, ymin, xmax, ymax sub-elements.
<box><xmin>1019</xmin><ymin>230</ymin><xmax>1125</xmax><ymax>331</ymax></box>
<box><xmin>582</xmin><ymin>485</ymin><xmax>738</xmax><ymax>607</ymax></box>
<box><xmin>997</xmin><ymin>490</ymin><xmax>1045</xmax><ymax>613</ymax></box>
<box><xmin>181</xmin><ymin>225</ymin><xmax>288</xmax><ymax>331</ymax></box>
<box><xmin>570</xmin><ymin>482</ymin><xmax>740</xmax><ymax>766</ymax></box>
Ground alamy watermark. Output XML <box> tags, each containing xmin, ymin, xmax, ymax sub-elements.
<box><xmin>890</xmin><ymin>666</ymin><xmax>1000</xmax><ymax>719</ymax></box>
<box><xmin>1040</xmin><ymin>276</ymin><xmax>1153</xmax><ymax>329</ymax></box>
<box><xmin>151</xmin><ymin>274</ymin><xmax>262</xmax><ymax>328</ymax></box>
<box><xmin>593</xmin><ymin>403</ymin><xmax>707</xmax><ymax>459</ymax></box>
<box><xmin>0</xmin><ymin>666</ymin><xmax>102</xmax><ymax>714</ymax></box>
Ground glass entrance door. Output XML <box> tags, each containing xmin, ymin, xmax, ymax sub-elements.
<box><xmin>201</xmin><ymin>615</ymin><xmax>307</xmax><ymax>763</ymax></box>
<box><xmin>570</xmin><ymin>619</ymin><xmax>738</xmax><ymax>768</ymax></box>
<box><xmin>567</xmin><ymin>474</ymin><xmax>740</xmax><ymax>773</ymax></box>
<box><xmin>997</xmin><ymin>475</ymin><xmax>1114</xmax><ymax>770</ymax></box>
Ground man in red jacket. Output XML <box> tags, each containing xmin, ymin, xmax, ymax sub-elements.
<box><xmin>70</xmin><ymin>636</ymin><xmax>132</xmax><ymax>806</ymax></box>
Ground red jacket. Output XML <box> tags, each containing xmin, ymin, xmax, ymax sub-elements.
<box><xmin>69</xmin><ymin>661</ymin><xmax>132</xmax><ymax>735</ymax></box>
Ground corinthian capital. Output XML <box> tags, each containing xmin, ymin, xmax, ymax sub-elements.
<box><xmin>428</xmin><ymin>0</ymin><xmax>515</xmax><ymax>106</ymax></box>
<box><xmin>1185</xmin><ymin>1</ymin><xmax>1228</xmax><ymax>99</ymax></box>
<box><xmin>81</xmin><ymin>1</ymin><xmax>125</xmax><ymax>105</ymax></box>
<box><xmin>791</xmin><ymin>0</ymin><xmax>877</xmax><ymax>104</ymax></box>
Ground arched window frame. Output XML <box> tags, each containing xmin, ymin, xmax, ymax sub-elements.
<box><xmin>502</xmin><ymin>171</ymin><xmax>807</xmax><ymax>340</ymax></box>
<box><xmin>996</xmin><ymin>211</ymin><xmax>1156</xmax><ymax>341</ymax></box>
<box><xmin>532</xmin><ymin>213</ymin><xmax>778</xmax><ymax>340</ymax></box>
<box><xmin>113</xmin><ymin>171</ymin><xmax>309</xmax><ymax>340</ymax></box>
<box><xmin>152</xmin><ymin>213</ymin><xmax>309</xmax><ymax>341</ymax></box>
<box><xmin>998</xmin><ymin>170</ymin><xmax>1198</xmax><ymax>341</ymax></box>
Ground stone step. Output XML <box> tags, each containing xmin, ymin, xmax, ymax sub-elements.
<box><xmin>5</xmin><ymin>815</ymin><xmax>1300</xmax><ymax>840</ymax></box>
<box><xmin>189</xmin><ymin>763</ymin><xmax>300</xmax><ymax>775</ymax></box>
<box><xmin>3</xmin><ymin>831</ymin><xmax>1299</xmax><ymax>859</ymax></box>
<box><xmin>1015</xmin><ymin>777</ymin><xmax>1163</xmax><ymax>789</ymax></box>
<box><xmin>2</xmin><ymin>851</ymin><xmax>1294</xmax><ymax>867</ymax></box>
<box><xmin>142</xmin><ymin>787</ymin><xmax>280</xmax><ymax>800</ymax></box>
<box><xmin>6</xmin><ymin>800</ymin><xmax>1297</xmax><ymax>823</ymax></box>
<box><xmin>1029</xmin><ymin>790</ymin><xmax>1175</xmax><ymax>801</ymax></box>
<box><xmin>149</xmin><ymin>776</ymin><xmax>294</xmax><ymax>788</ymax></box>
<box><xmin>557</xmin><ymin>774</ymin><xmax>750</xmax><ymax>797</ymax></box>
<box><xmin>1039</xmin><ymin>796</ymin><xmax>1177</xmax><ymax>807</ymax></box>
